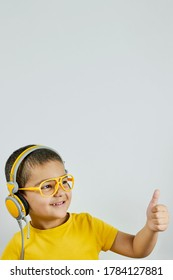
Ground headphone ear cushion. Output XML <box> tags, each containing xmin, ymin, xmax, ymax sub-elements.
<box><xmin>5</xmin><ymin>193</ymin><xmax>29</xmax><ymax>220</ymax></box>
<box><xmin>16</xmin><ymin>192</ymin><xmax>29</xmax><ymax>216</ymax></box>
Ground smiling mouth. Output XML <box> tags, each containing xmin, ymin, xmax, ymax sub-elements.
<box><xmin>50</xmin><ymin>201</ymin><xmax>65</xmax><ymax>206</ymax></box>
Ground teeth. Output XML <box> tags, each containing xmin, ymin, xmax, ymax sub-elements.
<box><xmin>52</xmin><ymin>201</ymin><xmax>64</xmax><ymax>206</ymax></box>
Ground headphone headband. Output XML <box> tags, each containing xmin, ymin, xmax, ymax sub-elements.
<box><xmin>7</xmin><ymin>145</ymin><xmax>59</xmax><ymax>195</ymax></box>
<box><xmin>10</xmin><ymin>145</ymin><xmax>50</xmax><ymax>182</ymax></box>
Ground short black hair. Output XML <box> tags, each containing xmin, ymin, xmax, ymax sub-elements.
<box><xmin>5</xmin><ymin>144</ymin><xmax>64</xmax><ymax>187</ymax></box>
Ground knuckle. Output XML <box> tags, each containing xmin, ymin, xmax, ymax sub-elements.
<box><xmin>153</xmin><ymin>212</ymin><xmax>160</xmax><ymax>219</ymax></box>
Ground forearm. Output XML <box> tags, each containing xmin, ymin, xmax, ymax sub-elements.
<box><xmin>132</xmin><ymin>224</ymin><xmax>158</xmax><ymax>258</ymax></box>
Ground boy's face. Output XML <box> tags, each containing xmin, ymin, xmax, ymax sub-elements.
<box><xmin>23</xmin><ymin>160</ymin><xmax>72</xmax><ymax>229</ymax></box>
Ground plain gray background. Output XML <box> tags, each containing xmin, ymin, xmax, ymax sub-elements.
<box><xmin>0</xmin><ymin>0</ymin><xmax>172</xmax><ymax>259</ymax></box>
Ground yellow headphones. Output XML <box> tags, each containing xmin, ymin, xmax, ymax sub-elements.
<box><xmin>5</xmin><ymin>145</ymin><xmax>52</xmax><ymax>220</ymax></box>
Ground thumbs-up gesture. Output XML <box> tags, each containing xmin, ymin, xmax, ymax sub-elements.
<box><xmin>146</xmin><ymin>189</ymin><xmax>169</xmax><ymax>232</ymax></box>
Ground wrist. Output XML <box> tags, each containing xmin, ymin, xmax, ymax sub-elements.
<box><xmin>145</xmin><ymin>221</ymin><xmax>159</xmax><ymax>234</ymax></box>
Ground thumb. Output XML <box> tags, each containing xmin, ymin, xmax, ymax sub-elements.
<box><xmin>148</xmin><ymin>189</ymin><xmax>160</xmax><ymax>210</ymax></box>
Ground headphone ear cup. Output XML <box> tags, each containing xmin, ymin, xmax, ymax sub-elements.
<box><xmin>5</xmin><ymin>193</ymin><xmax>29</xmax><ymax>220</ymax></box>
<box><xmin>16</xmin><ymin>192</ymin><xmax>29</xmax><ymax>216</ymax></box>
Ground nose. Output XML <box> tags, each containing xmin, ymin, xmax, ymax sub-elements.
<box><xmin>53</xmin><ymin>183</ymin><xmax>65</xmax><ymax>196</ymax></box>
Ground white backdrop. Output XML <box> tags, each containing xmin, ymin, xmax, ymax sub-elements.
<box><xmin>0</xmin><ymin>0</ymin><xmax>172</xmax><ymax>259</ymax></box>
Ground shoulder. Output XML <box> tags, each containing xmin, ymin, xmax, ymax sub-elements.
<box><xmin>10</xmin><ymin>230</ymin><xmax>22</xmax><ymax>243</ymax></box>
<box><xmin>70</xmin><ymin>212</ymin><xmax>112</xmax><ymax>228</ymax></box>
<box><xmin>70</xmin><ymin>212</ymin><xmax>100</xmax><ymax>226</ymax></box>
<box><xmin>1</xmin><ymin>230</ymin><xmax>22</xmax><ymax>260</ymax></box>
<box><xmin>71</xmin><ymin>212</ymin><xmax>93</xmax><ymax>222</ymax></box>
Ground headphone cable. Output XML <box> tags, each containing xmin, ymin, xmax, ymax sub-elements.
<box><xmin>17</xmin><ymin>217</ymin><xmax>30</xmax><ymax>260</ymax></box>
<box><xmin>24</xmin><ymin>216</ymin><xmax>30</xmax><ymax>239</ymax></box>
<box><xmin>17</xmin><ymin>219</ymin><xmax>24</xmax><ymax>260</ymax></box>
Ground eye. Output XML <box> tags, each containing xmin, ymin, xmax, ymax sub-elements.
<box><xmin>62</xmin><ymin>180</ymin><xmax>68</xmax><ymax>186</ymax></box>
<box><xmin>42</xmin><ymin>184</ymin><xmax>51</xmax><ymax>189</ymax></box>
<box><xmin>62</xmin><ymin>179</ymin><xmax>68</xmax><ymax>184</ymax></box>
<box><xmin>41</xmin><ymin>183</ymin><xmax>54</xmax><ymax>191</ymax></box>
<box><xmin>62</xmin><ymin>177</ymin><xmax>72</xmax><ymax>189</ymax></box>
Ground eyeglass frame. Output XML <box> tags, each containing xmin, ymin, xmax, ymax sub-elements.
<box><xmin>18</xmin><ymin>174</ymin><xmax>74</xmax><ymax>197</ymax></box>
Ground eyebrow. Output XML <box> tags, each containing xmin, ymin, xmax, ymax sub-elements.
<box><xmin>33</xmin><ymin>179</ymin><xmax>47</xmax><ymax>187</ymax></box>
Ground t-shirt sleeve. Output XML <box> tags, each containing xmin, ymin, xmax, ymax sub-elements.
<box><xmin>91</xmin><ymin>215</ymin><xmax>118</xmax><ymax>252</ymax></box>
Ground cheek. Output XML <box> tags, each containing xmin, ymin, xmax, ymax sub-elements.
<box><xmin>67</xmin><ymin>191</ymin><xmax>72</xmax><ymax>202</ymax></box>
<box><xmin>24</xmin><ymin>193</ymin><xmax>50</xmax><ymax>210</ymax></box>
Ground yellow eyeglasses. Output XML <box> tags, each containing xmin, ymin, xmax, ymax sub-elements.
<box><xmin>18</xmin><ymin>174</ymin><xmax>74</xmax><ymax>197</ymax></box>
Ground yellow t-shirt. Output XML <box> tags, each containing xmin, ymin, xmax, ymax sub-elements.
<box><xmin>1</xmin><ymin>212</ymin><xmax>118</xmax><ymax>260</ymax></box>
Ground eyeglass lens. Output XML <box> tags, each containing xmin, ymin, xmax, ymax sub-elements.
<box><xmin>40</xmin><ymin>175</ymin><xmax>73</xmax><ymax>196</ymax></box>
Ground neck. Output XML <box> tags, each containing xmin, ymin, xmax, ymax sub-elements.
<box><xmin>30</xmin><ymin>213</ymin><xmax>69</xmax><ymax>230</ymax></box>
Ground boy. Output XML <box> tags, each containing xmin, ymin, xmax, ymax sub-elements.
<box><xmin>1</xmin><ymin>144</ymin><xmax>169</xmax><ymax>259</ymax></box>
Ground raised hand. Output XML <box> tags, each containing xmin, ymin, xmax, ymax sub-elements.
<box><xmin>146</xmin><ymin>189</ymin><xmax>169</xmax><ymax>232</ymax></box>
